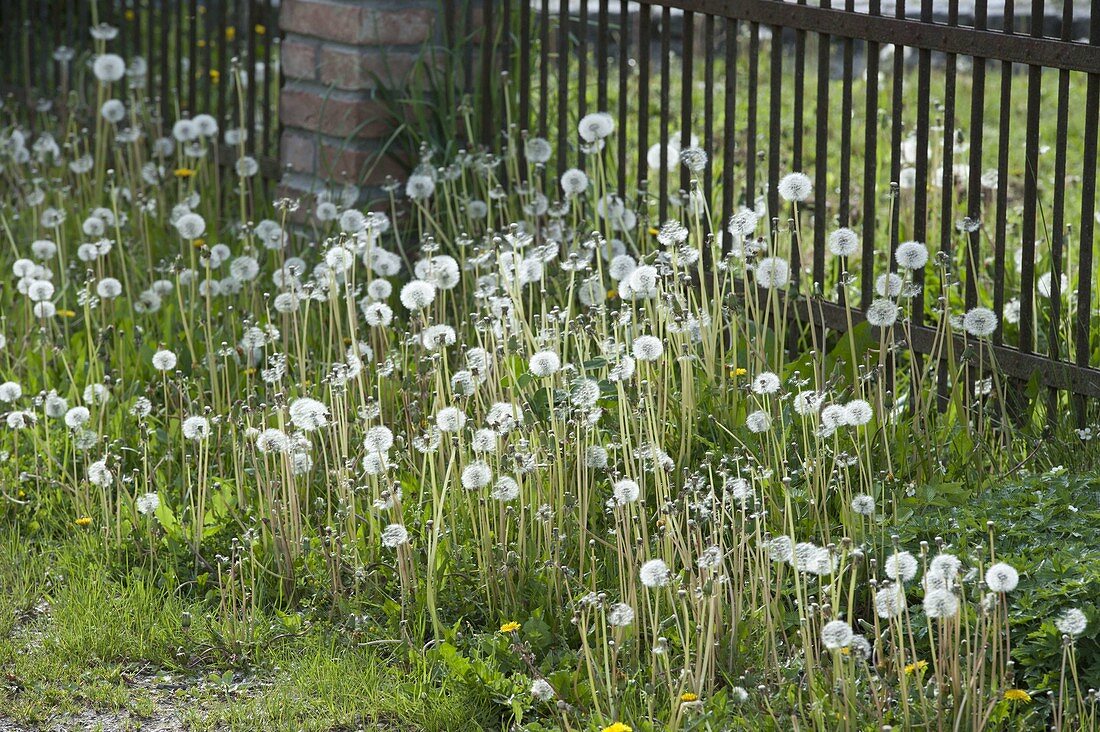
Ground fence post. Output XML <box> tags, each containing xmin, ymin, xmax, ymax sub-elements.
<box><xmin>276</xmin><ymin>0</ymin><xmax>443</xmax><ymax>213</ymax></box>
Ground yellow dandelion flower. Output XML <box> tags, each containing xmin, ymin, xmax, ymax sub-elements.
<box><xmin>606</xmin><ymin>289</ymin><xmax>617</xmax><ymax>300</ymax></box>
<box><xmin>197</xmin><ymin>39</ymin><xmax>207</xmax><ymax>49</ymax></box>
<box><xmin>904</xmin><ymin>660</ymin><xmax>929</xmax><ymax>675</ymax></box>
<box><xmin>601</xmin><ymin>724</ymin><xmax>632</xmax><ymax>732</ymax></box>
<box><xmin>499</xmin><ymin>621</ymin><xmax>521</xmax><ymax>633</ymax></box>
<box><xmin>680</xmin><ymin>692</ymin><xmax>699</xmax><ymax>702</ymax></box>
<box><xmin>124</xmin><ymin>9</ymin><xmax>136</xmax><ymax>21</ymax></box>
<box><xmin>57</xmin><ymin>309</ymin><xmax>76</xmax><ymax>318</ymax></box>
<box><xmin>209</xmin><ymin>69</ymin><xmax>220</xmax><ymax>82</ymax></box>
<box><xmin>1004</xmin><ymin>689</ymin><xmax>1031</xmax><ymax>703</ymax></box>
<box><xmin>75</xmin><ymin>517</ymin><xmax>92</xmax><ymax>527</ymax></box>
<box><xmin>174</xmin><ymin>168</ymin><xmax>195</xmax><ymax>178</ymax></box>
<box><xmin>225</xmin><ymin>26</ymin><xmax>236</xmax><ymax>41</ymax></box>
<box><xmin>255</xmin><ymin>24</ymin><xmax>266</xmax><ymax>35</ymax></box>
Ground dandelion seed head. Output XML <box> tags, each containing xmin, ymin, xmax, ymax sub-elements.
<box><xmin>895</xmin><ymin>241</ymin><xmax>929</xmax><ymax>270</ymax></box>
<box><xmin>639</xmin><ymin>558</ymin><xmax>671</xmax><ymax>588</ymax></box>
<box><xmin>828</xmin><ymin>228</ymin><xmax>859</xmax><ymax>257</ymax></box>
<box><xmin>962</xmin><ymin>307</ymin><xmax>998</xmax><ymax>338</ymax></box>
<box><xmin>1056</xmin><ymin>608</ymin><xmax>1087</xmax><ymax>637</ymax></box>
<box><xmin>777</xmin><ymin>172</ymin><xmax>812</xmax><ymax>202</ymax></box>
<box><xmin>381</xmin><ymin>523</ymin><xmax>409</xmax><ymax>548</ymax></box>
<box><xmin>984</xmin><ymin>562</ymin><xmax>1019</xmax><ymax>593</ymax></box>
<box><xmin>821</xmin><ymin>620</ymin><xmax>854</xmax><ymax>649</ymax></box>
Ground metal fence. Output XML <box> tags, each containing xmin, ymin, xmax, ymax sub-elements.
<box><xmin>456</xmin><ymin>0</ymin><xmax>1100</xmax><ymax>418</ymax></box>
<box><xmin>0</xmin><ymin>0</ymin><xmax>281</xmax><ymax>174</ymax></box>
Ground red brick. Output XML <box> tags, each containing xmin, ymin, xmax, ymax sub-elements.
<box><xmin>281</xmin><ymin>86</ymin><xmax>392</xmax><ymax>139</ymax></box>
<box><xmin>280</xmin><ymin>130</ymin><xmax>316</xmax><ymax>175</ymax></box>
<box><xmin>281</xmin><ymin>0</ymin><xmax>435</xmax><ymax>46</ymax></box>
<box><xmin>281</xmin><ymin>0</ymin><xmax>363</xmax><ymax>44</ymax></box>
<box><xmin>361</xmin><ymin>7</ymin><xmax>435</xmax><ymax>45</ymax></box>
<box><xmin>318</xmin><ymin>45</ymin><xmax>419</xmax><ymax>90</ymax></box>
<box><xmin>280</xmin><ymin>36</ymin><xmax>319</xmax><ymax>82</ymax></box>
<box><xmin>317</xmin><ymin>140</ymin><xmax>407</xmax><ymax>185</ymax></box>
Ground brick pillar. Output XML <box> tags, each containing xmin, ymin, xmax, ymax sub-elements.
<box><xmin>278</xmin><ymin>0</ymin><xmax>439</xmax><ymax>210</ymax></box>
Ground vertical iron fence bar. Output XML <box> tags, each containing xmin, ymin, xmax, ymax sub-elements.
<box><xmin>216</xmin><ymin>0</ymin><xmax>228</xmax><ymax>136</ymax></box>
<box><xmin>159</xmin><ymin>0</ymin><xmax>169</xmax><ymax>127</ymax></box>
<box><xmin>175</xmin><ymin>0</ymin><xmax>184</xmax><ymax>115</ymax></box>
<box><xmin>597</xmin><ymin>0</ymin><xmax>609</xmax><ymax>112</ymax></box>
<box><xmin>617</xmin><ymin>0</ymin><xmax>629</xmax><ymax>199</ymax></box>
<box><xmin>1047</xmin><ymin>0</ymin><xmax>1073</xmax><ymax>424</ymax></box>
<box><xmin>746</xmin><ymin>22</ymin><xmax>759</xmax><ymax>209</ymax></box>
<box><xmin>502</xmin><ymin>0</ymin><xmax>511</xmax><ymax>143</ymax></box>
<box><xmin>464</xmin><ymin>1</ymin><xmax>474</xmax><ymax>95</ymax></box>
<box><xmin>680</xmin><ymin>10</ymin><xmax>694</xmax><ymax>196</ymax></box>
<box><xmin>246</xmin><ymin>0</ymin><xmax>259</xmax><ymax>156</ymax></box>
<box><xmin>1074</xmin><ymin>6</ymin><xmax>1100</xmax><ymax>422</ymax></box>
<box><xmin>637</xmin><ymin>6</ymin><xmax>651</xmax><ymax>195</ymax></box>
<box><xmin>813</xmin><ymin>3</ymin><xmax>830</xmax><ymax>293</ymax></box>
<box><xmin>889</xmin><ymin>0</ymin><xmax>905</xmax><ymax>272</ymax></box>
<box><xmin>861</xmin><ymin>0</ymin><xmax>880</xmax><ymax>308</ymax></box>
<box><xmin>204</xmin><ymin>1</ymin><xmax>215</xmax><ymax>114</ymax></box>
<box><xmin>519</xmin><ymin>0</ymin><xmax>531</xmax><ymax>139</ymax></box>
<box><xmin>767</xmin><ymin>22</ymin><xmax>782</xmax><ymax>225</ymax></box>
<box><xmin>658</xmin><ymin>6</ymin><xmax>671</xmax><ymax>222</ymax></box>
<box><xmin>189</xmin><ymin>0</ymin><xmax>199</xmax><ymax>112</ymax></box>
<box><xmin>721</xmin><ymin>17</ymin><xmax>737</xmax><ymax>253</ymax></box>
<box><xmin>33</xmin><ymin>0</ymin><xmax>43</xmax><ymax>96</ymax></box>
<box><xmin>966</xmin><ymin>0</ymin><xmax>988</xmax><ymax>310</ymax></box>
<box><xmin>703</xmin><ymin>14</ymin><xmax>715</xmax><ymax>206</ymax></box>
<box><xmin>557</xmin><ymin>0</ymin><xmax>569</xmax><ymax>168</ymax></box>
<box><xmin>576</xmin><ymin>0</ymin><xmax>587</xmax><ymax>167</ymax></box>
<box><xmin>480</xmin><ymin>0</ymin><xmax>494</xmax><ymax>147</ymax></box>
<box><xmin>262</xmin><ymin>1</ymin><xmax>276</xmax><ymax>162</ymax></box>
<box><xmin>793</xmin><ymin>1</ymin><xmax>806</xmax><ymax>172</ymax></box>
<box><xmin>993</xmin><ymin>1</ymin><xmax>1014</xmax><ymax>345</ymax></box>
<box><xmin>837</xmin><ymin>0</ymin><xmax>855</xmax><ymax>305</ymax></box>
<box><xmin>539</xmin><ymin>0</ymin><xmax>549</xmax><ymax>139</ymax></box>
<box><xmin>839</xmin><ymin>0</ymin><xmax>854</xmax><ymax>229</ymax></box>
<box><xmin>1018</xmin><ymin>0</ymin><xmax>1045</xmax><ymax>355</ymax></box>
<box><xmin>912</xmin><ymin>0</ymin><xmax>932</xmax><ymax>328</ymax></box>
<box><xmin>937</xmin><ymin>0</ymin><xmax>960</xmax><ymax>409</ymax></box>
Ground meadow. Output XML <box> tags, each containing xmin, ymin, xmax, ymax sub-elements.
<box><xmin>1</xmin><ymin>16</ymin><xmax>1099</xmax><ymax>732</ymax></box>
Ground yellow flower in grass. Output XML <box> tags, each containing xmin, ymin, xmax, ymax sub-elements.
<box><xmin>255</xmin><ymin>24</ymin><xmax>266</xmax><ymax>35</ymax></box>
<box><xmin>730</xmin><ymin>367</ymin><xmax>747</xmax><ymax>378</ymax></box>
<box><xmin>499</xmin><ymin>621</ymin><xmax>521</xmax><ymax>633</ymax></box>
<box><xmin>606</xmin><ymin>289</ymin><xmax>617</xmax><ymax>300</ymax></box>
<box><xmin>602</xmin><ymin>724</ymin><xmax>632</xmax><ymax>732</ymax></box>
<box><xmin>648</xmin><ymin>226</ymin><xmax>660</xmax><ymax>236</ymax></box>
<box><xmin>226</xmin><ymin>26</ymin><xmax>236</xmax><ymax>41</ymax></box>
<box><xmin>1004</xmin><ymin>689</ymin><xmax>1031</xmax><ymax>703</ymax></box>
<box><xmin>75</xmin><ymin>517</ymin><xmax>92</xmax><ymax>527</ymax></box>
<box><xmin>174</xmin><ymin>168</ymin><xmax>195</xmax><ymax>178</ymax></box>
<box><xmin>124</xmin><ymin>9</ymin><xmax>136</xmax><ymax>21</ymax></box>
<box><xmin>904</xmin><ymin>660</ymin><xmax>929</xmax><ymax>675</ymax></box>
<box><xmin>57</xmin><ymin>309</ymin><xmax>76</xmax><ymax>318</ymax></box>
<box><xmin>680</xmin><ymin>692</ymin><xmax>699</xmax><ymax>702</ymax></box>
<box><xmin>209</xmin><ymin>69</ymin><xmax>220</xmax><ymax>83</ymax></box>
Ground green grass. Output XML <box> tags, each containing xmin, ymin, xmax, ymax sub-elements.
<box><xmin>0</xmin><ymin>537</ymin><xmax>496</xmax><ymax>731</ymax></box>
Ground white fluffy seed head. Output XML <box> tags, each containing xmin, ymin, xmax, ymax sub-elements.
<box><xmin>984</xmin><ymin>562</ymin><xmax>1019</xmax><ymax>593</ymax></box>
<box><xmin>639</xmin><ymin>558</ymin><xmax>671</xmax><ymax>588</ymax></box>
<box><xmin>895</xmin><ymin>241</ymin><xmax>929</xmax><ymax>270</ymax></box>
<box><xmin>962</xmin><ymin>307</ymin><xmax>998</xmax><ymax>338</ymax></box>
<box><xmin>777</xmin><ymin>172</ymin><xmax>812</xmax><ymax>202</ymax></box>
<box><xmin>821</xmin><ymin>620</ymin><xmax>854</xmax><ymax>649</ymax></box>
